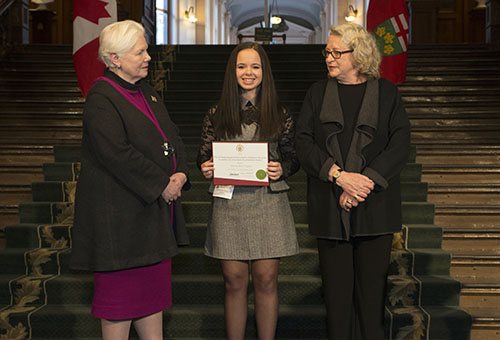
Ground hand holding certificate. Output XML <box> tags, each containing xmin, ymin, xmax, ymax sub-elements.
<box><xmin>212</xmin><ymin>142</ymin><xmax>269</xmax><ymax>186</ymax></box>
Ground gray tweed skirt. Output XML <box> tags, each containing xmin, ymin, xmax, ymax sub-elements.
<box><xmin>204</xmin><ymin>186</ymin><xmax>299</xmax><ymax>260</ymax></box>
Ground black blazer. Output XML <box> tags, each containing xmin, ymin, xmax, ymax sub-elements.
<box><xmin>296</xmin><ymin>78</ymin><xmax>411</xmax><ymax>240</ymax></box>
<box><xmin>70</xmin><ymin>70</ymin><xmax>189</xmax><ymax>272</ymax></box>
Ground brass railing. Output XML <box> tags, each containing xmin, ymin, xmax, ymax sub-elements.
<box><xmin>148</xmin><ymin>45</ymin><xmax>177</xmax><ymax>98</ymax></box>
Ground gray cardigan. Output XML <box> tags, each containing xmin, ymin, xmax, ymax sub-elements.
<box><xmin>70</xmin><ymin>70</ymin><xmax>189</xmax><ymax>272</ymax></box>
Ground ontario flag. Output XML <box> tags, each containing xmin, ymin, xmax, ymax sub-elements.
<box><xmin>367</xmin><ymin>0</ymin><xmax>409</xmax><ymax>84</ymax></box>
<box><xmin>73</xmin><ymin>0</ymin><xmax>117</xmax><ymax>97</ymax></box>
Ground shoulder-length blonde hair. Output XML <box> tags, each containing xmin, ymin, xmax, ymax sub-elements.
<box><xmin>98</xmin><ymin>20</ymin><xmax>145</xmax><ymax>68</ymax></box>
<box><xmin>330</xmin><ymin>23</ymin><xmax>381</xmax><ymax>79</ymax></box>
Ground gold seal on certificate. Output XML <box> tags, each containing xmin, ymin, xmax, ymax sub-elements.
<box><xmin>212</xmin><ymin>141</ymin><xmax>269</xmax><ymax>186</ymax></box>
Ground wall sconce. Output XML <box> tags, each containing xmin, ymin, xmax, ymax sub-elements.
<box><xmin>345</xmin><ymin>5</ymin><xmax>358</xmax><ymax>22</ymax></box>
<box><xmin>184</xmin><ymin>6</ymin><xmax>198</xmax><ymax>23</ymax></box>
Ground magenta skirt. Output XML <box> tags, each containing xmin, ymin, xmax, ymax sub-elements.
<box><xmin>92</xmin><ymin>258</ymin><xmax>172</xmax><ymax>320</ymax></box>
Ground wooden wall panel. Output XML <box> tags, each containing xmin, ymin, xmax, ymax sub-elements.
<box><xmin>408</xmin><ymin>0</ymin><xmax>486</xmax><ymax>44</ymax></box>
<box><xmin>407</xmin><ymin>0</ymin><xmax>439</xmax><ymax>43</ymax></box>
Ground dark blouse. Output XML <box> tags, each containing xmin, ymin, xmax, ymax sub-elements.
<box><xmin>337</xmin><ymin>81</ymin><xmax>367</xmax><ymax>163</ymax></box>
<box><xmin>197</xmin><ymin>102</ymin><xmax>300</xmax><ymax>179</ymax></box>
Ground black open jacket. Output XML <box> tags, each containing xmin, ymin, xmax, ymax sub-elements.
<box><xmin>71</xmin><ymin>70</ymin><xmax>189</xmax><ymax>272</ymax></box>
<box><xmin>296</xmin><ymin>78</ymin><xmax>411</xmax><ymax>240</ymax></box>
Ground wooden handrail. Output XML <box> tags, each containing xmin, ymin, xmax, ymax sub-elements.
<box><xmin>0</xmin><ymin>0</ymin><xmax>15</xmax><ymax>17</ymax></box>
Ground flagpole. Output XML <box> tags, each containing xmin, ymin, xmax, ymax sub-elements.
<box><xmin>264</xmin><ymin>0</ymin><xmax>269</xmax><ymax>28</ymax></box>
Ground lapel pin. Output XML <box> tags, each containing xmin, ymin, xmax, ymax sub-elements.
<box><xmin>151</xmin><ymin>96</ymin><xmax>157</xmax><ymax>102</ymax></box>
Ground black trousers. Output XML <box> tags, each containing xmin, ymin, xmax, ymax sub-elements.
<box><xmin>317</xmin><ymin>234</ymin><xmax>393</xmax><ymax>340</ymax></box>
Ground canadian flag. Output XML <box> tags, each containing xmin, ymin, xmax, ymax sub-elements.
<box><xmin>73</xmin><ymin>0</ymin><xmax>117</xmax><ymax>97</ymax></box>
<box><xmin>367</xmin><ymin>0</ymin><xmax>409</xmax><ymax>84</ymax></box>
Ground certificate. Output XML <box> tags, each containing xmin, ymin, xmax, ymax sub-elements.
<box><xmin>213</xmin><ymin>141</ymin><xmax>269</xmax><ymax>186</ymax></box>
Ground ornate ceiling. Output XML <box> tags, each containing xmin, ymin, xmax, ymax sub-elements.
<box><xmin>225</xmin><ymin>0</ymin><xmax>325</xmax><ymax>30</ymax></box>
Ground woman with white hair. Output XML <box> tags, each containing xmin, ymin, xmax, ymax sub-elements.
<box><xmin>70</xmin><ymin>20</ymin><xmax>189</xmax><ymax>339</ymax></box>
<box><xmin>296</xmin><ymin>23</ymin><xmax>411</xmax><ymax>339</ymax></box>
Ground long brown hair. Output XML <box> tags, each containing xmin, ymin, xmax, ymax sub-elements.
<box><xmin>214</xmin><ymin>42</ymin><xmax>283</xmax><ymax>141</ymax></box>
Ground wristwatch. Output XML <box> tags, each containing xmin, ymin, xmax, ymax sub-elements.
<box><xmin>332</xmin><ymin>168</ymin><xmax>343</xmax><ymax>181</ymax></box>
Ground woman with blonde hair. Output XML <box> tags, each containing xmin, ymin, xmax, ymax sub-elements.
<box><xmin>71</xmin><ymin>20</ymin><xmax>189</xmax><ymax>340</ymax></box>
<box><xmin>296</xmin><ymin>23</ymin><xmax>411</xmax><ymax>339</ymax></box>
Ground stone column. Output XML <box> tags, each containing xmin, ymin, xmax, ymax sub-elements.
<box><xmin>486</xmin><ymin>0</ymin><xmax>500</xmax><ymax>44</ymax></box>
<box><xmin>9</xmin><ymin>0</ymin><xmax>30</xmax><ymax>45</ymax></box>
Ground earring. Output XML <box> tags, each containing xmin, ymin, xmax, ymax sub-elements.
<box><xmin>117</xmin><ymin>65</ymin><xmax>121</xmax><ymax>69</ymax></box>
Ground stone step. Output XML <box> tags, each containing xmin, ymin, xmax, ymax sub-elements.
<box><xmin>435</xmin><ymin>204</ymin><xmax>500</xmax><ymax>229</ymax></box>
<box><xmin>40</xmin><ymin>161</ymin><xmax>423</xmax><ymax>183</ymax></box>
<box><xmin>416</xmin><ymin>145</ymin><xmax>500</xmax><ymax>165</ymax></box>
<box><xmin>5</xmin><ymin>120</ymin><xmax>498</xmax><ymax>146</ymax></box>
<box><xmin>0</xmin><ymin>273</ymin><xmax>461</xmax><ymax>307</ymax></box>
<box><xmin>0</xmin><ymin>78</ymin><xmax>78</xmax><ymax>87</ymax></box>
<box><xmin>0</xmin><ymin>136</ymin><xmax>82</xmax><ymax>146</ymax></box>
<box><xmin>0</xmin><ymin>109</ymin><xmax>81</xmax><ymax>129</ymax></box>
<box><xmin>410</xmin><ymin>118</ymin><xmax>500</xmax><ymax>129</ymax></box>
<box><xmin>29</xmin><ymin>179</ymin><xmax>428</xmax><ymax>204</ymax></box>
<box><xmin>443</xmin><ymin>228</ymin><xmax>500</xmax><ymax>252</ymax></box>
<box><xmin>2</xmin><ymin>129</ymin><xmax>497</xmax><ymax>150</ymax></box>
<box><xmin>164</xmin><ymin>52</ymin><xmax>500</xmax><ymax>67</ymax></box>
<box><xmin>0</xmin><ymin>145</ymin><xmax>54</xmax><ymax>165</ymax></box>
<box><xmin>406</xmin><ymin>104</ymin><xmax>500</xmax><ymax>112</ymax></box>
<box><xmin>164</xmin><ymin>78</ymin><xmax>500</xmax><ymax>91</ymax></box>
<box><xmin>4</xmin><ymin>84</ymin><xmax>500</xmax><ymax>101</ymax></box>
<box><xmin>0</xmin><ymin>184</ymin><xmax>31</xmax><ymax>205</ymax></box>
<box><xmin>0</xmin><ymin>126</ymin><xmax>83</xmax><ymax>139</ymax></box>
<box><xmin>38</xmin><ymin>144</ymin><xmax>417</xmax><ymax>165</ymax></box>
<box><xmin>0</xmin><ymin>98</ymin><xmax>84</xmax><ymax>106</ymax></box>
<box><xmin>0</xmin><ymin>165</ymin><xmax>43</xmax><ymax>185</ymax></box>
<box><xmin>468</xmin><ymin>307</ymin><xmax>500</xmax><ymax>340</ymax></box>
<box><xmin>428</xmin><ymin>184</ymin><xmax>500</xmax><ymax>204</ymax></box>
<box><xmin>461</xmin><ymin>281</ymin><xmax>500</xmax><ymax>310</ymax></box>
<box><xmin>0</xmin><ymin>88</ymin><xmax>82</xmax><ymax>98</ymax></box>
<box><xmin>0</xmin><ymin>205</ymin><xmax>18</xmax><ymax>230</ymax></box>
<box><xmin>165</xmin><ymin>68</ymin><xmax>500</xmax><ymax>82</ymax></box>
<box><xmin>164</xmin><ymin>85</ymin><xmax>500</xmax><ymax>98</ymax></box>
<box><xmin>0</xmin><ymin>70</ymin><xmax>77</xmax><ymax>80</ymax></box>
<box><xmin>0</xmin><ymin>112</ymin><xmax>82</xmax><ymax>122</ymax></box>
<box><xmin>0</xmin><ymin>303</ymin><xmax>471</xmax><ymax>339</ymax></box>
<box><xmin>3</xmin><ymin>223</ymin><xmax>442</xmax><ymax>251</ymax></box>
<box><xmin>451</xmin><ymin>253</ymin><xmax>500</xmax><ymax>280</ymax></box>
<box><xmin>166</xmin><ymin>108</ymin><xmax>500</xmax><ymax>126</ymax></box>
<box><xmin>0</xmin><ymin>246</ymin><xmax>452</xmax><ymax>277</ymax></box>
<box><xmin>411</xmin><ymin>131</ymin><xmax>500</xmax><ymax>145</ymax></box>
<box><xmin>159</xmin><ymin>59</ymin><xmax>500</xmax><ymax>72</ymax></box>
<box><xmin>422</xmin><ymin>165</ymin><xmax>500</xmax><ymax>183</ymax></box>
<box><xmin>172</xmin><ymin>119</ymin><xmax>500</xmax><ymax>134</ymax></box>
<box><xmin>178</xmin><ymin>135</ymin><xmax>500</xmax><ymax>149</ymax></box>
<box><xmin>15</xmin><ymin>200</ymin><xmax>435</xmax><ymax>226</ymax></box>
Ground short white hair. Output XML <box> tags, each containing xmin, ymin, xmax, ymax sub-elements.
<box><xmin>98</xmin><ymin>20</ymin><xmax>145</xmax><ymax>68</ymax></box>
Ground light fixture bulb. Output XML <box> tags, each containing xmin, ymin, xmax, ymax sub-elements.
<box><xmin>184</xmin><ymin>6</ymin><xmax>198</xmax><ymax>23</ymax></box>
<box><xmin>271</xmin><ymin>15</ymin><xmax>282</xmax><ymax>24</ymax></box>
<box><xmin>345</xmin><ymin>5</ymin><xmax>358</xmax><ymax>22</ymax></box>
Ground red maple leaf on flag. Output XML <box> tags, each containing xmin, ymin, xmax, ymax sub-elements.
<box><xmin>73</xmin><ymin>0</ymin><xmax>111</xmax><ymax>24</ymax></box>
